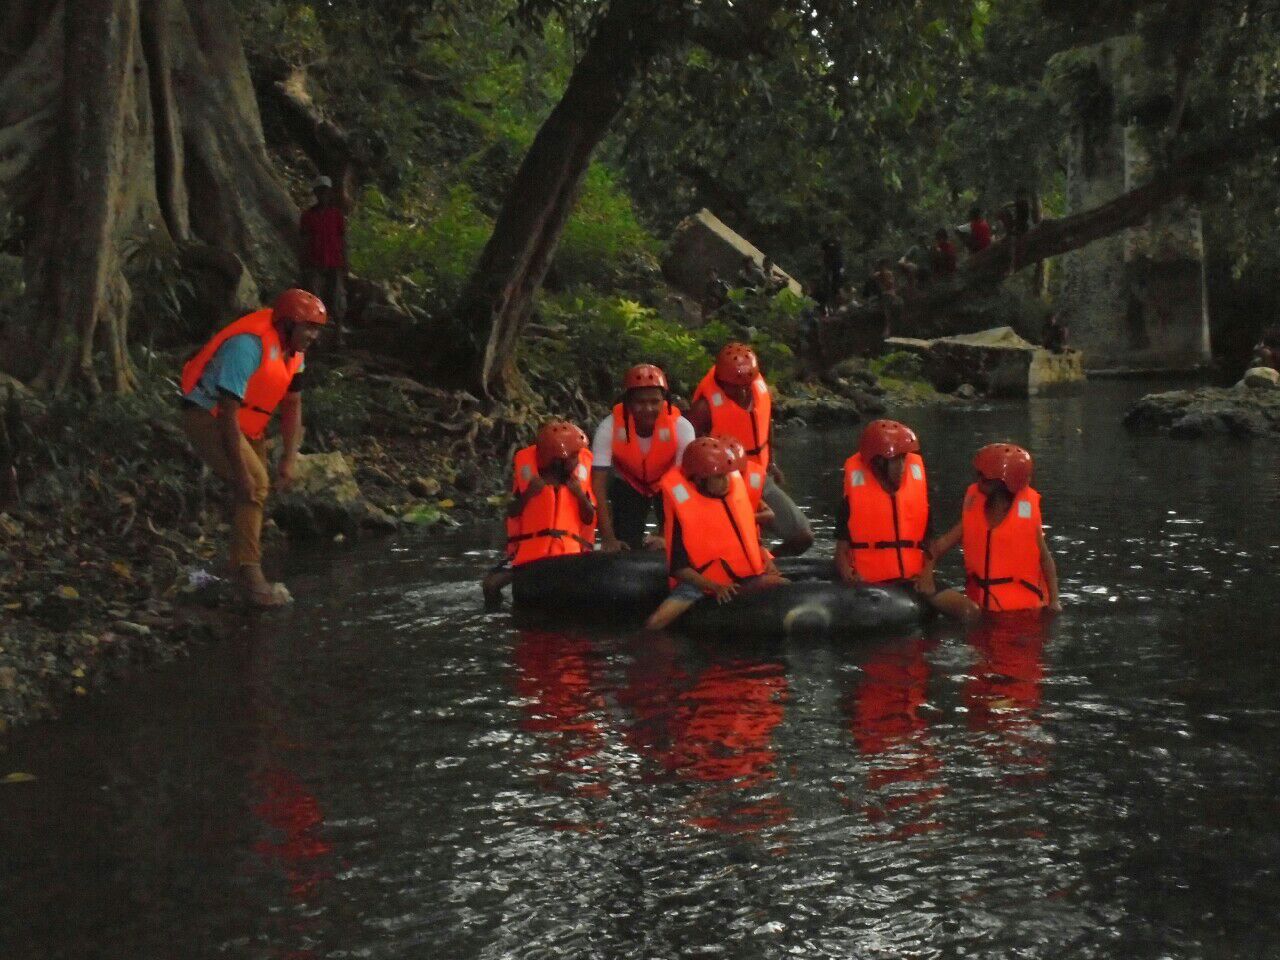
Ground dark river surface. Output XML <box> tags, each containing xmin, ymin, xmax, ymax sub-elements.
<box><xmin>5</xmin><ymin>382</ymin><xmax>1280</xmax><ymax>960</ymax></box>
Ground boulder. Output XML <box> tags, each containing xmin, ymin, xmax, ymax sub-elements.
<box><xmin>271</xmin><ymin>452</ymin><xmax>398</xmax><ymax>539</ymax></box>
<box><xmin>662</xmin><ymin>209</ymin><xmax>803</xmax><ymax>300</ymax></box>
<box><xmin>1124</xmin><ymin>386</ymin><xmax>1280</xmax><ymax>438</ymax></box>
<box><xmin>1239</xmin><ymin>366</ymin><xmax>1280</xmax><ymax>390</ymax></box>
<box><xmin>884</xmin><ymin>327</ymin><xmax>1086</xmax><ymax>397</ymax></box>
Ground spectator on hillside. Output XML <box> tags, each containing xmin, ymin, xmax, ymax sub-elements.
<box><xmin>1042</xmin><ymin>312</ymin><xmax>1068</xmax><ymax>354</ymax></box>
<box><xmin>899</xmin><ymin>233</ymin><xmax>932</xmax><ymax>290</ymax></box>
<box><xmin>299</xmin><ymin>175</ymin><xmax>347</xmax><ymax>345</ymax></box>
<box><xmin>820</xmin><ymin>236</ymin><xmax>845</xmax><ymax>306</ymax></box>
<box><xmin>931</xmin><ymin>229</ymin><xmax>958</xmax><ymax>277</ymax></box>
<box><xmin>966</xmin><ymin>206</ymin><xmax>992</xmax><ymax>254</ymax></box>
<box><xmin>702</xmin><ymin>268</ymin><xmax>731</xmax><ymax>319</ymax></box>
<box><xmin>1253</xmin><ymin>327</ymin><xmax>1280</xmax><ymax>371</ymax></box>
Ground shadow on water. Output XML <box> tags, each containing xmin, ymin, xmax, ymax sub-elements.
<box><xmin>5</xmin><ymin>382</ymin><xmax>1280</xmax><ymax>959</ymax></box>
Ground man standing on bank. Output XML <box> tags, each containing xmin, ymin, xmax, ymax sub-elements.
<box><xmin>300</xmin><ymin>175</ymin><xmax>347</xmax><ymax>346</ymax></box>
<box><xmin>180</xmin><ymin>290</ymin><xmax>327</xmax><ymax>608</ymax></box>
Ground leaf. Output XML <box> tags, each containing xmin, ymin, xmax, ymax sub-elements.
<box><xmin>2</xmin><ymin>772</ymin><xmax>36</xmax><ymax>784</ymax></box>
<box><xmin>55</xmin><ymin>585</ymin><xmax>80</xmax><ymax>600</ymax></box>
<box><xmin>437</xmin><ymin>498</ymin><xmax>456</xmax><ymax>509</ymax></box>
<box><xmin>111</xmin><ymin>561</ymin><xmax>133</xmax><ymax>581</ymax></box>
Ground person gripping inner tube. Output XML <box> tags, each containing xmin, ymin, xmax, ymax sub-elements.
<box><xmin>482</xmin><ymin>419</ymin><xmax>597</xmax><ymax>604</ymax></box>
<box><xmin>833</xmin><ymin>420</ymin><xmax>970</xmax><ymax>622</ymax></box>
<box><xmin>591</xmin><ymin>364</ymin><xmax>696</xmax><ymax>552</ymax></box>
<box><xmin>689</xmin><ymin>343</ymin><xmax>814</xmax><ymax>557</ymax></box>
<box><xmin>644</xmin><ymin>437</ymin><xmax>787</xmax><ymax>631</ymax></box>
<box><xmin>924</xmin><ymin>442</ymin><xmax>1062</xmax><ymax>620</ymax></box>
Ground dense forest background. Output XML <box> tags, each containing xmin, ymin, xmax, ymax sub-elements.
<box><xmin>2</xmin><ymin>0</ymin><xmax>1280</xmax><ymax>403</ymax></box>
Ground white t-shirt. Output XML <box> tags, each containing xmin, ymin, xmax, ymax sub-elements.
<box><xmin>592</xmin><ymin>412</ymin><xmax>696</xmax><ymax>469</ymax></box>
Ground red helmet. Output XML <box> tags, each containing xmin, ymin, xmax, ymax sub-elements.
<box><xmin>623</xmin><ymin>363</ymin><xmax>669</xmax><ymax>393</ymax></box>
<box><xmin>682</xmin><ymin>437</ymin><xmax>734</xmax><ymax>481</ymax></box>
<box><xmin>536</xmin><ymin>420</ymin><xmax>587</xmax><ymax>470</ymax></box>
<box><xmin>858</xmin><ymin>419</ymin><xmax>920</xmax><ymax>462</ymax></box>
<box><xmin>973</xmin><ymin>443</ymin><xmax>1033</xmax><ymax>492</ymax></box>
<box><xmin>273</xmin><ymin>288</ymin><xmax>328</xmax><ymax>326</ymax></box>
<box><xmin>713</xmin><ymin>434</ymin><xmax>746</xmax><ymax>467</ymax></box>
<box><xmin>714</xmin><ymin>342</ymin><xmax>759</xmax><ymax>386</ymax></box>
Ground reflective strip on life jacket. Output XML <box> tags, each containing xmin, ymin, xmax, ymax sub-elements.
<box><xmin>660</xmin><ymin>468</ymin><xmax>766</xmax><ymax>591</ymax></box>
<box><xmin>843</xmin><ymin>452</ymin><xmax>929</xmax><ymax>584</ymax></box>
<box><xmin>961</xmin><ymin>482</ymin><xmax>1046</xmax><ymax>612</ymax></box>
<box><xmin>739</xmin><ymin>461</ymin><xmax>767</xmax><ymax>510</ymax></box>
<box><xmin>180</xmin><ymin>309</ymin><xmax>304</xmax><ymax>440</ymax></box>
<box><xmin>609</xmin><ymin>402</ymin><xmax>683</xmax><ymax>496</ymax></box>
<box><xmin>692</xmin><ymin>368</ymin><xmax>772</xmax><ymax>471</ymax></box>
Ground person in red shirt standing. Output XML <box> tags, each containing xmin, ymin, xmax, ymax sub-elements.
<box><xmin>966</xmin><ymin>206</ymin><xmax>992</xmax><ymax>254</ymax></box>
<box><xmin>299</xmin><ymin>176</ymin><xmax>347</xmax><ymax>345</ymax></box>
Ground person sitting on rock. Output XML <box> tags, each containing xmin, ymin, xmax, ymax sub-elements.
<box><xmin>1042</xmin><ymin>312</ymin><xmax>1068</xmax><ymax>354</ymax></box>
<box><xmin>689</xmin><ymin>342</ymin><xmax>814</xmax><ymax>556</ymax></box>
<box><xmin>482</xmin><ymin>421</ymin><xmax>596</xmax><ymax>604</ymax></box>
<box><xmin>835</xmin><ymin>420</ymin><xmax>971</xmax><ymax>620</ymax></box>
<box><xmin>180</xmin><ymin>289</ymin><xmax>327</xmax><ymax>608</ymax></box>
<box><xmin>738</xmin><ymin>254</ymin><xmax>770</xmax><ymax>291</ymax></box>
<box><xmin>1252</xmin><ymin>327</ymin><xmax>1280</xmax><ymax>371</ymax></box>
<box><xmin>701</xmin><ymin>268</ymin><xmax>731</xmax><ymax>319</ymax></box>
<box><xmin>921</xmin><ymin>443</ymin><xmax>1062</xmax><ymax>621</ymax></box>
<box><xmin>591</xmin><ymin>364</ymin><xmax>695</xmax><ymax>552</ymax></box>
<box><xmin>645</xmin><ymin>437</ymin><xmax>786</xmax><ymax>630</ymax></box>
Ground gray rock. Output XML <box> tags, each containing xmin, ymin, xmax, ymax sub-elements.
<box><xmin>661</xmin><ymin>209</ymin><xmax>804</xmax><ymax>299</ymax></box>
<box><xmin>1240</xmin><ymin>367</ymin><xmax>1280</xmax><ymax>390</ymax></box>
<box><xmin>1126</xmin><ymin>386</ymin><xmax>1280</xmax><ymax>439</ymax></box>
<box><xmin>271</xmin><ymin>452</ymin><xmax>399</xmax><ymax>539</ymax></box>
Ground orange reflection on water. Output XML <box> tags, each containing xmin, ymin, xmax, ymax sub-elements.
<box><xmin>251</xmin><ymin>767</ymin><xmax>333</xmax><ymax>902</ymax></box>
<box><xmin>963</xmin><ymin>613</ymin><xmax>1050</xmax><ymax>781</ymax></box>
<box><xmin>514</xmin><ymin>629</ymin><xmax>610</xmax><ymax>799</ymax></box>
<box><xmin>620</xmin><ymin>641</ymin><xmax>791</xmax><ymax>834</ymax></box>
<box><xmin>843</xmin><ymin>638</ymin><xmax>945</xmax><ymax>841</ymax></box>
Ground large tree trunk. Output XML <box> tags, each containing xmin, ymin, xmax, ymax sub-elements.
<box><xmin>437</xmin><ymin>2</ymin><xmax>663</xmax><ymax>399</ymax></box>
<box><xmin>818</xmin><ymin>109</ymin><xmax>1280</xmax><ymax>368</ymax></box>
<box><xmin>0</xmin><ymin>0</ymin><xmax>298</xmax><ymax>394</ymax></box>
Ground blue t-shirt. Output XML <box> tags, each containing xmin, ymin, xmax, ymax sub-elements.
<box><xmin>184</xmin><ymin>334</ymin><xmax>305</xmax><ymax>410</ymax></box>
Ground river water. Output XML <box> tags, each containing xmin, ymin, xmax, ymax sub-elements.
<box><xmin>4</xmin><ymin>382</ymin><xmax>1280</xmax><ymax>960</ymax></box>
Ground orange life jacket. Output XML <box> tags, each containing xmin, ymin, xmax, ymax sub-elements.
<box><xmin>506</xmin><ymin>445</ymin><xmax>596</xmax><ymax>566</ymax></box>
<box><xmin>609</xmin><ymin>402</ymin><xmax>683</xmax><ymax>496</ymax></box>
<box><xmin>660</xmin><ymin>469</ymin><xmax>766</xmax><ymax>591</ymax></box>
<box><xmin>962</xmin><ymin>482</ymin><xmax>1046</xmax><ymax>612</ymax></box>
<box><xmin>842</xmin><ymin>452</ymin><xmax>929</xmax><ymax>583</ymax></box>
<box><xmin>737</xmin><ymin>459</ymin><xmax>767</xmax><ymax>510</ymax></box>
<box><xmin>181</xmin><ymin>309</ymin><xmax>304</xmax><ymax>440</ymax></box>
<box><xmin>692</xmin><ymin>368</ymin><xmax>772</xmax><ymax>470</ymax></box>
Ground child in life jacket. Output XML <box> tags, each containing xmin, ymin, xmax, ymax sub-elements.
<box><xmin>644</xmin><ymin>437</ymin><xmax>787</xmax><ymax>630</ymax></box>
<box><xmin>835</xmin><ymin>419</ymin><xmax>971</xmax><ymax>620</ymax></box>
<box><xmin>922</xmin><ymin>443</ymin><xmax>1061</xmax><ymax>621</ymax></box>
<box><xmin>481</xmin><ymin>420</ymin><xmax>596</xmax><ymax>604</ymax></box>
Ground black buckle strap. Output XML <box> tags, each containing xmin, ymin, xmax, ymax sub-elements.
<box><xmin>850</xmin><ymin>540</ymin><xmax>926</xmax><ymax>551</ymax></box>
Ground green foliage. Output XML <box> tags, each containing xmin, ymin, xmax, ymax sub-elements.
<box><xmin>869</xmin><ymin>351</ymin><xmax>927</xmax><ymax>382</ymax></box>
<box><xmin>556</xmin><ymin>166</ymin><xmax>660</xmax><ymax>286</ymax></box>
<box><xmin>347</xmin><ymin>184</ymin><xmax>492</xmax><ymax>314</ymax></box>
<box><xmin>533</xmin><ymin>289</ymin><xmax>712</xmax><ymax>400</ymax></box>
<box><xmin>122</xmin><ymin>232</ymin><xmax>198</xmax><ymax>345</ymax></box>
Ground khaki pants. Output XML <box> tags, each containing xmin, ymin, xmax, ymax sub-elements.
<box><xmin>182</xmin><ymin>408</ymin><xmax>270</xmax><ymax>569</ymax></box>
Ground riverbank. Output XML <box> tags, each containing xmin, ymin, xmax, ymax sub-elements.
<box><xmin>0</xmin><ymin>345</ymin><xmax>957</xmax><ymax>730</ymax></box>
